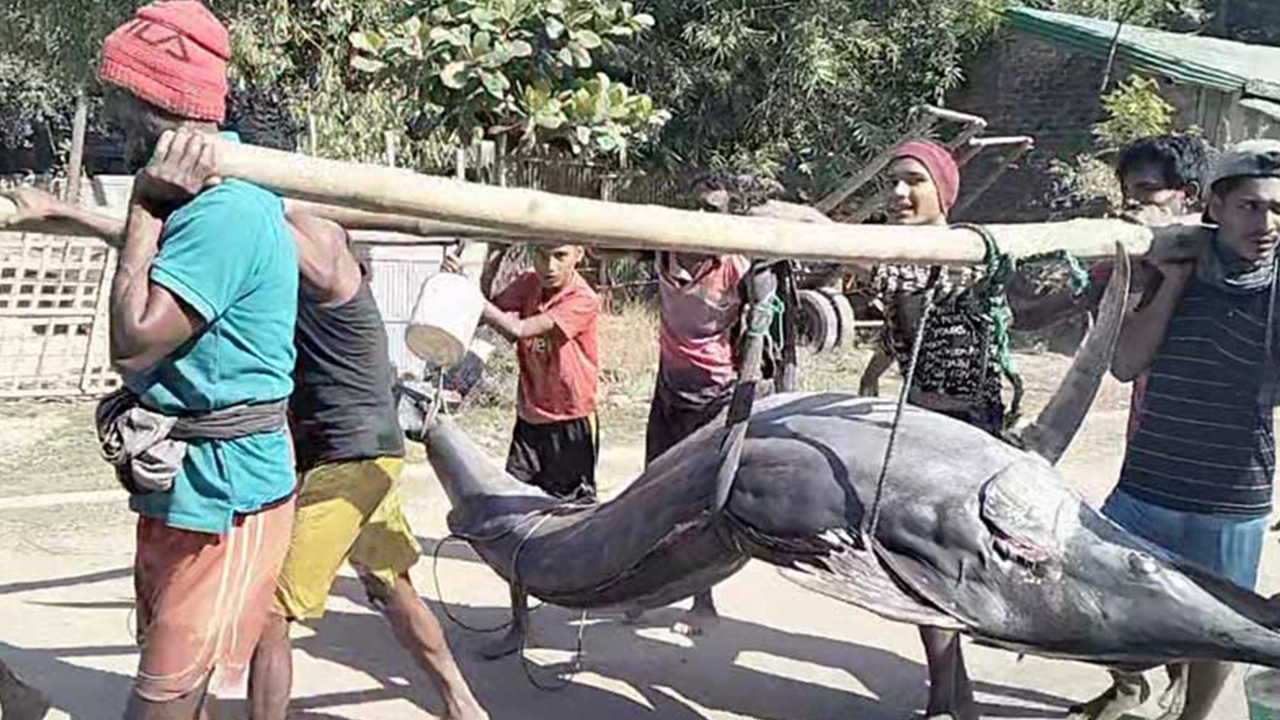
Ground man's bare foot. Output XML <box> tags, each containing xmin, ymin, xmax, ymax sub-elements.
<box><xmin>672</xmin><ymin>605</ymin><xmax>720</xmax><ymax>637</ymax></box>
<box><xmin>442</xmin><ymin>695</ymin><xmax>490</xmax><ymax>720</ymax></box>
<box><xmin>1156</xmin><ymin>664</ymin><xmax>1186</xmax><ymax>717</ymax></box>
<box><xmin>1067</xmin><ymin>674</ymin><xmax>1151</xmax><ymax>720</ymax></box>
<box><xmin>479</xmin><ymin>629</ymin><xmax>524</xmax><ymax>661</ymax></box>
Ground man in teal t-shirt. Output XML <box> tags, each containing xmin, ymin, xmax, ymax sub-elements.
<box><xmin>97</xmin><ymin>3</ymin><xmax>300</xmax><ymax>718</ymax></box>
<box><xmin>126</xmin><ymin>172</ymin><xmax>298</xmax><ymax>533</ymax></box>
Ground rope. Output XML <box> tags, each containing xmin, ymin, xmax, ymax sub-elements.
<box><xmin>429</xmin><ymin>506</ymin><xmax>589</xmax><ymax>692</ymax></box>
<box><xmin>747</xmin><ymin>292</ymin><xmax>785</xmax><ymax>338</ymax></box>
<box><xmin>506</xmin><ymin>506</ymin><xmax>596</xmax><ymax>692</ymax></box>
<box><xmin>866</xmin><ymin>270</ymin><xmax>940</xmax><ymax>539</ymax></box>
<box><xmin>956</xmin><ymin>223</ymin><xmax>1023</xmax><ymax>428</ymax></box>
<box><xmin>713</xmin><ymin>266</ymin><xmax>786</xmax><ymax>513</ymax></box>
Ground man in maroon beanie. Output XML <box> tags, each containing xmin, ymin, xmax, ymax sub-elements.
<box><xmin>97</xmin><ymin>4</ymin><xmax>300</xmax><ymax>719</ymax></box>
<box><xmin>859</xmin><ymin>141</ymin><xmax>994</xmax><ymax>720</ymax></box>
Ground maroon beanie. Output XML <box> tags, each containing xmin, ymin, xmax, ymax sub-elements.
<box><xmin>99</xmin><ymin>1</ymin><xmax>230</xmax><ymax>122</ymax></box>
<box><xmin>894</xmin><ymin>141</ymin><xmax>961</xmax><ymax>212</ymax></box>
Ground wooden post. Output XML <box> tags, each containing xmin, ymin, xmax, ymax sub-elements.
<box><xmin>815</xmin><ymin>110</ymin><xmax>937</xmax><ymax>215</ymax></box>
<box><xmin>65</xmin><ymin>86</ymin><xmax>89</xmax><ymax>204</ymax></box>
<box><xmin>383</xmin><ymin>131</ymin><xmax>398</xmax><ymax>167</ymax></box>
<box><xmin>597</xmin><ymin>175</ymin><xmax>615</xmax><ymax>312</ymax></box>
<box><xmin>953</xmin><ymin>140</ymin><xmax>1034</xmax><ymax>219</ymax></box>
<box><xmin>307</xmin><ymin>114</ymin><xmax>318</xmax><ymax>155</ymax></box>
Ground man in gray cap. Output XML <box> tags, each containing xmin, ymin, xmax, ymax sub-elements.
<box><xmin>1070</xmin><ymin>139</ymin><xmax>1280</xmax><ymax>720</ymax></box>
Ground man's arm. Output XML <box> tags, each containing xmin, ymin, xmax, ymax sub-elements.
<box><xmin>1111</xmin><ymin>261</ymin><xmax>1194</xmax><ymax>382</ymax></box>
<box><xmin>110</xmin><ymin>130</ymin><xmax>219</xmax><ymax>375</ymax></box>
<box><xmin>441</xmin><ymin>253</ymin><xmax>563</xmax><ymax>342</ymax></box>
<box><xmin>110</xmin><ymin>204</ymin><xmax>204</xmax><ymax>373</ymax></box>
<box><xmin>287</xmin><ymin>212</ymin><xmax>362</xmax><ymax>306</ymax></box>
<box><xmin>480</xmin><ymin>303</ymin><xmax>558</xmax><ymax>342</ymax></box>
<box><xmin>0</xmin><ymin>187</ymin><xmax>125</xmax><ymax>247</ymax></box>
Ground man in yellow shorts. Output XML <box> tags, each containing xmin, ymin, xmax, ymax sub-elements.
<box><xmin>247</xmin><ymin>212</ymin><xmax>488</xmax><ymax>720</ymax></box>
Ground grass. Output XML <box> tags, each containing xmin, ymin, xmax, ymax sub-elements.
<box><xmin>0</xmin><ymin>300</ymin><xmax>1089</xmax><ymax>498</ymax></box>
<box><xmin>451</xmin><ymin>302</ymin><xmax>889</xmax><ymax>460</ymax></box>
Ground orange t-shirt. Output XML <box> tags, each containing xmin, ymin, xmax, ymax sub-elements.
<box><xmin>493</xmin><ymin>270</ymin><xmax>600</xmax><ymax>424</ymax></box>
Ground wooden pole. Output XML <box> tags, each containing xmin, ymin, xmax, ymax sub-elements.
<box><xmin>2</xmin><ymin>139</ymin><xmax>1206</xmax><ymax>265</ymax></box>
<box><xmin>280</xmin><ymin>200</ymin><xmax>511</xmax><ymax>239</ymax></box>
<box><xmin>65</xmin><ymin>86</ymin><xmax>89</xmax><ymax>204</ymax></box>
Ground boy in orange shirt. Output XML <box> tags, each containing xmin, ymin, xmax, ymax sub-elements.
<box><xmin>444</xmin><ymin>244</ymin><xmax>600</xmax><ymax>657</ymax></box>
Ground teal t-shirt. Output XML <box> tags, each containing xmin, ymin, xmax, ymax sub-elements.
<box><xmin>126</xmin><ymin>172</ymin><xmax>299</xmax><ymax>534</ymax></box>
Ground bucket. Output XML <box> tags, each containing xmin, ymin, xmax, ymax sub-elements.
<box><xmin>405</xmin><ymin>271</ymin><xmax>485</xmax><ymax>367</ymax></box>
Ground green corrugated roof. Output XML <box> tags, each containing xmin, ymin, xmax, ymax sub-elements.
<box><xmin>1005</xmin><ymin>7</ymin><xmax>1280</xmax><ymax>100</ymax></box>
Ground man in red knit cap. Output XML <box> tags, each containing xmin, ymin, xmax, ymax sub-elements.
<box><xmin>97</xmin><ymin>4</ymin><xmax>300</xmax><ymax>719</ymax></box>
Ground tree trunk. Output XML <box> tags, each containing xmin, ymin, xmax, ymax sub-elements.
<box><xmin>65</xmin><ymin>86</ymin><xmax>89</xmax><ymax>204</ymax></box>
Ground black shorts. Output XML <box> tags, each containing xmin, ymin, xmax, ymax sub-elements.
<box><xmin>506</xmin><ymin>415</ymin><xmax>599</xmax><ymax>501</ymax></box>
<box><xmin>645</xmin><ymin>383</ymin><xmax>732</xmax><ymax>465</ymax></box>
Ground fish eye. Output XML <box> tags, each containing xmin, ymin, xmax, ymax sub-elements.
<box><xmin>1128</xmin><ymin>552</ymin><xmax>1158</xmax><ymax>576</ymax></box>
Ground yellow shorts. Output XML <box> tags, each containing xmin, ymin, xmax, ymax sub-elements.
<box><xmin>274</xmin><ymin>457</ymin><xmax>422</xmax><ymax>621</ymax></box>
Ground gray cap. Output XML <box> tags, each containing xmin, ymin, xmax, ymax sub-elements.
<box><xmin>1208</xmin><ymin>139</ymin><xmax>1280</xmax><ymax>190</ymax></box>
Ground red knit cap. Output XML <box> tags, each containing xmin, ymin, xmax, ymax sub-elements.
<box><xmin>894</xmin><ymin>141</ymin><xmax>961</xmax><ymax>212</ymax></box>
<box><xmin>99</xmin><ymin>1</ymin><xmax>230</xmax><ymax>122</ymax></box>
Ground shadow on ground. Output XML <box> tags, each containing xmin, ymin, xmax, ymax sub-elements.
<box><xmin>0</xmin><ymin>552</ymin><xmax>1079</xmax><ymax>720</ymax></box>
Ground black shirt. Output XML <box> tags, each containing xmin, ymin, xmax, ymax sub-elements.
<box><xmin>290</xmin><ymin>281</ymin><xmax>404</xmax><ymax>471</ymax></box>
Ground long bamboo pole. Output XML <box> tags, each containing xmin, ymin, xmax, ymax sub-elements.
<box><xmin>215</xmin><ymin>139</ymin><xmax>1206</xmax><ymax>264</ymax></box>
<box><xmin>2</xmin><ymin>140</ymin><xmax>1206</xmax><ymax>265</ymax></box>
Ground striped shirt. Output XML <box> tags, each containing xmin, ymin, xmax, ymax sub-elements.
<box><xmin>1118</xmin><ymin>278</ymin><xmax>1278</xmax><ymax>517</ymax></box>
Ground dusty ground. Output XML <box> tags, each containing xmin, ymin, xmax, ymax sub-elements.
<box><xmin>0</xmin><ymin>314</ymin><xmax>1274</xmax><ymax>720</ymax></box>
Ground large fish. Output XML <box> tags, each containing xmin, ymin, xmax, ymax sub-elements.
<box><xmin>422</xmin><ymin>245</ymin><xmax>1280</xmax><ymax>669</ymax></box>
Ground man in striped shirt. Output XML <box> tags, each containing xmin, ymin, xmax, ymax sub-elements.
<box><xmin>1074</xmin><ymin>140</ymin><xmax>1280</xmax><ymax>720</ymax></box>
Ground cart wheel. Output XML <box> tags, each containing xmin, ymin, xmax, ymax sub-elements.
<box><xmin>797</xmin><ymin>289</ymin><xmax>839</xmax><ymax>354</ymax></box>
<box><xmin>820</xmin><ymin>288</ymin><xmax>857</xmax><ymax>348</ymax></box>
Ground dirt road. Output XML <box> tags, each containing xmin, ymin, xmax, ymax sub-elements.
<box><xmin>0</xmin><ymin>353</ymin><xmax>1273</xmax><ymax>720</ymax></box>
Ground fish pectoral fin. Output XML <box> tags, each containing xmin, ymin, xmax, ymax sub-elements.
<box><xmin>978</xmin><ymin>466</ymin><xmax>1066</xmax><ymax>581</ymax></box>
<box><xmin>777</xmin><ymin>530</ymin><xmax>966</xmax><ymax>631</ymax></box>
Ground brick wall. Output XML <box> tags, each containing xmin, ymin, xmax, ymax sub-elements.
<box><xmin>1211</xmin><ymin>0</ymin><xmax>1280</xmax><ymax>47</ymax></box>
<box><xmin>947</xmin><ymin>30</ymin><xmax>1111</xmax><ymax>223</ymax></box>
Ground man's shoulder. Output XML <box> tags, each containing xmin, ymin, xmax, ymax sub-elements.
<box><xmin>167</xmin><ymin>180</ymin><xmax>283</xmax><ymax>233</ymax></box>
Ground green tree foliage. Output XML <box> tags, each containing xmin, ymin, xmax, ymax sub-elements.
<box><xmin>627</xmin><ymin>0</ymin><xmax>1004</xmax><ymax>200</ymax></box>
<box><xmin>1093</xmin><ymin>74</ymin><xmax>1175</xmax><ymax>148</ymax></box>
<box><xmin>0</xmin><ymin>53</ymin><xmax>77</xmax><ymax>153</ymax></box>
<box><xmin>0</xmin><ymin>0</ymin><xmax>133</xmax><ymax>85</ymax></box>
<box><xmin>0</xmin><ymin>0</ymin><xmax>135</xmax><ymax>169</ymax></box>
<box><xmin>211</xmin><ymin>0</ymin><xmax>423</xmax><ymax>163</ymax></box>
<box><xmin>349</xmin><ymin>0</ymin><xmax>669</xmax><ymax>158</ymax></box>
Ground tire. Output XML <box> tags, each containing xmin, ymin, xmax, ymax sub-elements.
<box><xmin>820</xmin><ymin>288</ymin><xmax>857</xmax><ymax>348</ymax></box>
<box><xmin>797</xmin><ymin>289</ymin><xmax>839</xmax><ymax>354</ymax></box>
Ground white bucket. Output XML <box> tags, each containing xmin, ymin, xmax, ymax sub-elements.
<box><xmin>405</xmin><ymin>271</ymin><xmax>485</xmax><ymax>367</ymax></box>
